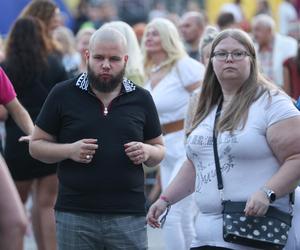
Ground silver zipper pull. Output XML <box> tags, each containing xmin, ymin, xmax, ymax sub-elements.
<box><xmin>104</xmin><ymin>107</ymin><xmax>108</xmax><ymax>116</ymax></box>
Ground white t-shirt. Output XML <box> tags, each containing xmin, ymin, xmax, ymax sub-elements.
<box><xmin>145</xmin><ymin>56</ymin><xmax>204</xmax><ymax>189</ymax></box>
<box><xmin>145</xmin><ymin>56</ymin><xmax>205</xmax><ymax>125</ymax></box>
<box><xmin>186</xmin><ymin>91</ymin><xmax>300</xmax><ymax>249</ymax></box>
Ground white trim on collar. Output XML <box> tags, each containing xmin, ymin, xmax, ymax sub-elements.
<box><xmin>75</xmin><ymin>72</ymin><xmax>88</xmax><ymax>90</ymax></box>
<box><xmin>75</xmin><ymin>73</ymin><xmax>136</xmax><ymax>93</ymax></box>
<box><xmin>122</xmin><ymin>78</ymin><xmax>136</xmax><ymax>92</ymax></box>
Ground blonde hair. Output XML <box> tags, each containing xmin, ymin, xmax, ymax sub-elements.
<box><xmin>198</xmin><ymin>26</ymin><xmax>219</xmax><ymax>64</ymax></box>
<box><xmin>53</xmin><ymin>26</ymin><xmax>76</xmax><ymax>54</ymax></box>
<box><xmin>141</xmin><ymin>18</ymin><xmax>187</xmax><ymax>77</ymax></box>
<box><xmin>76</xmin><ymin>27</ymin><xmax>96</xmax><ymax>42</ymax></box>
<box><xmin>102</xmin><ymin>21</ymin><xmax>144</xmax><ymax>84</ymax></box>
<box><xmin>189</xmin><ymin>29</ymin><xmax>277</xmax><ymax>135</ymax></box>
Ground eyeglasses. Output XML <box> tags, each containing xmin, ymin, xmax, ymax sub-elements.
<box><xmin>159</xmin><ymin>204</ymin><xmax>171</xmax><ymax>228</ymax></box>
<box><xmin>213</xmin><ymin>50</ymin><xmax>250</xmax><ymax>61</ymax></box>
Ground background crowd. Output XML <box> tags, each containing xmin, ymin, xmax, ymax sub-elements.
<box><xmin>0</xmin><ymin>0</ymin><xmax>300</xmax><ymax>249</ymax></box>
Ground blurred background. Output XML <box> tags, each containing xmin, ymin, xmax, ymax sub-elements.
<box><xmin>0</xmin><ymin>0</ymin><xmax>296</xmax><ymax>36</ymax></box>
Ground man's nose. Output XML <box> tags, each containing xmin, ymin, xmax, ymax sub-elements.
<box><xmin>102</xmin><ymin>59</ymin><xmax>110</xmax><ymax>68</ymax></box>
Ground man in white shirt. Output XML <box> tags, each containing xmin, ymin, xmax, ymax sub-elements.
<box><xmin>252</xmin><ymin>14</ymin><xmax>298</xmax><ymax>86</ymax></box>
<box><xmin>278</xmin><ymin>0</ymin><xmax>298</xmax><ymax>35</ymax></box>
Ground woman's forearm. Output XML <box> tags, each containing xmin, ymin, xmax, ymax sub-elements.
<box><xmin>265</xmin><ymin>156</ymin><xmax>300</xmax><ymax>198</ymax></box>
<box><xmin>161</xmin><ymin>159</ymin><xmax>196</xmax><ymax>204</ymax></box>
<box><xmin>6</xmin><ymin>98</ymin><xmax>34</xmax><ymax>135</ymax></box>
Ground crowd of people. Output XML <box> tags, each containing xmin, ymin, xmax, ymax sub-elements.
<box><xmin>0</xmin><ymin>0</ymin><xmax>300</xmax><ymax>249</ymax></box>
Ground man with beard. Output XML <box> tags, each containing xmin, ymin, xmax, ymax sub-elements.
<box><xmin>29</xmin><ymin>27</ymin><xmax>165</xmax><ymax>250</ymax></box>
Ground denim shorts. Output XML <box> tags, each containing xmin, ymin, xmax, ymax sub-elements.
<box><xmin>55</xmin><ymin>211</ymin><xmax>147</xmax><ymax>250</ymax></box>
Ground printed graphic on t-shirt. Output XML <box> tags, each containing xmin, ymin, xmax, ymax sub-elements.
<box><xmin>187</xmin><ymin>123</ymin><xmax>237</xmax><ymax>193</ymax></box>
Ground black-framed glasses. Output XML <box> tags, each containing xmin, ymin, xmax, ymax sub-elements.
<box><xmin>213</xmin><ymin>50</ymin><xmax>250</xmax><ymax>61</ymax></box>
<box><xmin>159</xmin><ymin>204</ymin><xmax>171</xmax><ymax>228</ymax></box>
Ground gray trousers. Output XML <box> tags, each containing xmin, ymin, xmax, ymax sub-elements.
<box><xmin>55</xmin><ymin>211</ymin><xmax>147</xmax><ymax>250</ymax></box>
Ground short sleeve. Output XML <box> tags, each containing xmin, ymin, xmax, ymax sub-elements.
<box><xmin>0</xmin><ymin>67</ymin><xmax>16</xmax><ymax>105</ymax></box>
<box><xmin>265</xmin><ymin>92</ymin><xmax>300</xmax><ymax>127</ymax></box>
<box><xmin>176</xmin><ymin>57</ymin><xmax>205</xmax><ymax>88</ymax></box>
<box><xmin>35</xmin><ymin>84</ymin><xmax>63</xmax><ymax>136</ymax></box>
<box><xmin>142</xmin><ymin>90</ymin><xmax>162</xmax><ymax>140</ymax></box>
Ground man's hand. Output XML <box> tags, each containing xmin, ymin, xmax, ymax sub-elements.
<box><xmin>19</xmin><ymin>134</ymin><xmax>32</xmax><ymax>143</ymax></box>
<box><xmin>124</xmin><ymin>141</ymin><xmax>150</xmax><ymax>165</ymax></box>
<box><xmin>69</xmin><ymin>139</ymin><xmax>98</xmax><ymax>164</ymax></box>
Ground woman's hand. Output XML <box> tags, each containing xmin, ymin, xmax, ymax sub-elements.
<box><xmin>146</xmin><ymin>198</ymin><xmax>169</xmax><ymax>228</ymax></box>
<box><xmin>124</xmin><ymin>141</ymin><xmax>150</xmax><ymax>165</ymax></box>
<box><xmin>244</xmin><ymin>190</ymin><xmax>270</xmax><ymax>216</ymax></box>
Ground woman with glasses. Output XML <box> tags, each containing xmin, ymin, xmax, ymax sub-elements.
<box><xmin>141</xmin><ymin>18</ymin><xmax>205</xmax><ymax>250</ymax></box>
<box><xmin>147</xmin><ymin>29</ymin><xmax>300</xmax><ymax>249</ymax></box>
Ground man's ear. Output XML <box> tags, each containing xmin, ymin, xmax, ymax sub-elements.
<box><xmin>85</xmin><ymin>50</ymin><xmax>90</xmax><ymax>63</ymax></box>
<box><xmin>267</xmin><ymin>27</ymin><xmax>273</xmax><ymax>37</ymax></box>
<box><xmin>124</xmin><ymin>55</ymin><xmax>128</xmax><ymax>63</ymax></box>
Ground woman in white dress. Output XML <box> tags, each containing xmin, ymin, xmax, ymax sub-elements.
<box><xmin>141</xmin><ymin>18</ymin><xmax>205</xmax><ymax>250</ymax></box>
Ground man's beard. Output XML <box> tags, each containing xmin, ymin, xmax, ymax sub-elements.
<box><xmin>87</xmin><ymin>65</ymin><xmax>125</xmax><ymax>93</ymax></box>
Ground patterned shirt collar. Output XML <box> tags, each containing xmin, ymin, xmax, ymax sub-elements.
<box><xmin>75</xmin><ymin>72</ymin><xmax>136</xmax><ymax>93</ymax></box>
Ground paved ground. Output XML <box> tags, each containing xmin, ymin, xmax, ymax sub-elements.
<box><xmin>25</xmin><ymin>225</ymin><xmax>165</xmax><ymax>250</ymax></box>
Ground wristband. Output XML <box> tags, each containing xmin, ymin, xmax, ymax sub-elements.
<box><xmin>160</xmin><ymin>195</ymin><xmax>171</xmax><ymax>206</ymax></box>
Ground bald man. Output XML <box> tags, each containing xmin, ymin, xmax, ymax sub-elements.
<box><xmin>252</xmin><ymin>14</ymin><xmax>297</xmax><ymax>86</ymax></box>
<box><xmin>179</xmin><ymin>11</ymin><xmax>206</xmax><ymax>60</ymax></box>
<box><xmin>29</xmin><ymin>27</ymin><xmax>165</xmax><ymax>250</ymax></box>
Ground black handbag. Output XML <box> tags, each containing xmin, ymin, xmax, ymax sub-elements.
<box><xmin>212</xmin><ymin>100</ymin><xmax>293</xmax><ymax>250</ymax></box>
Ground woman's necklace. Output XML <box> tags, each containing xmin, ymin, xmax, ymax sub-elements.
<box><xmin>150</xmin><ymin>62</ymin><xmax>166</xmax><ymax>73</ymax></box>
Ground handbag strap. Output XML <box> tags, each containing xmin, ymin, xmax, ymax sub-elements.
<box><xmin>213</xmin><ymin>99</ymin><xmax>224</xmax><ymax>196</ymax></box>
<box><xmin>212</xmin><ymin>99</ymin><xmax>294</xmax><ymax>205</ymax></box>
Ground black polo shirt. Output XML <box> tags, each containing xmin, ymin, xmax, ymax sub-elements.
<box><xmin>35</xmin><ymin>73</ymin><xmax>162</xmax><ymax>214</ymax></box>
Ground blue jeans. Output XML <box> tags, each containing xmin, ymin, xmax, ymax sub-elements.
<box><xmin>55</xmin><ymin>211</ymin><xmax>147</xmax><ymax>250</ymax></box>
